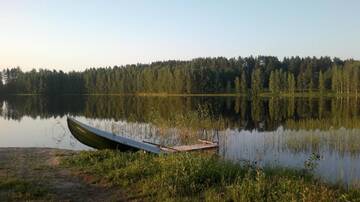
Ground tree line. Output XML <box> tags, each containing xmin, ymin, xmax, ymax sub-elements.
<box><xmin>0</xmin><ymin>56</ymin><xmax>359</xmax><ymax>95</ymax></box>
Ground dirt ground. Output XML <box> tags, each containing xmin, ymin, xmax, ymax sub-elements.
<box><xmin>0</xmin><ymin>148</ymin><xmax>126</xmax><ymax>202</ymax></box>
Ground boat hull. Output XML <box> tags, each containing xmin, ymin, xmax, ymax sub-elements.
<box><xmin>67</xmin><ymin>117</ymin><xmax>162</xmax><ymax>153</ymax></box>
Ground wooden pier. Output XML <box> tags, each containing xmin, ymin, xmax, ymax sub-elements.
<box><xmin>159</xmin><ymin>139</ymin><xmax>218</xmax><ymax>153</ymax></box>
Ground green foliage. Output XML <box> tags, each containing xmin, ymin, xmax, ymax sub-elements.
<box><xmin>287</xmin><ymin>73</ymin><xmax>296</xmax><ymax>94</ymax></box>
<box><xmin>251</xmin><ymin>68</ymin><xmax>262</xmax><ymax>95</ymax></box>
<box><xmin>319</xmin><ymin>71</ymin><xmax>325</xmax><ymax>94</ymax></box>
<box><xmin>1</xmin><ymin>56</ymin><xmax>359</xmax><ymax>96</ymax></box>
<box><xmin>63</xmin><ymin>150</ymin><xmax>360</xmax><ymax>201</ymax></box>
<box><xmin>240</xmin><ymin>72</ymin><xmax>248</xmax><ymax>95</ymax></box>
<box><xmin>0</xmin><ymin>178</ymin><xmax>50</xmax><ymax>201</ymax></box>
<box><xmin>269</xmin><ymin>69</ymin><xmax>287</xmax><ymax>94</ymax></box>
<box><xmin>234</xmin><ymin>76</ymin><xmax>241</xmax><ymax>94</ymax></box>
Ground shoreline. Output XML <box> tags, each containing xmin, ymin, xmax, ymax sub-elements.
<box><xmin>0</xmin><ymin>147</ymin><xmax>124</xmax><ymax>201</ymax></box>
<box><xmin>1</xmin><ymin>147</ymin><xmax>360</xmax><ymax>201</ymax></box>
<box><xmin>1</xmin><ymin>92</ymin><xmax>360</xmax><ymax>98</ymax></box>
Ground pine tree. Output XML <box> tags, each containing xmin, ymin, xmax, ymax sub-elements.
<box><xmin>240</xmin><ymin>72</ymin><xmax>248</xmax><ymax>95</ymax></box>
<box><xmin>353</xmin><ymin>66</ymin><xmax>359</xmax><ymax>96</ymax></box>
<box><xmin>251</xmin><ymin>68</ymin><xmax>262</xmax><ymax>95</ymax></box>
<box><xmin>275</xmin><ymin>69</ymin><xmax>281</xmax><ymax>93</ymax></box>
<box><xmin>269</xmin><ymin>70</ymin><xmax>276</xmax><ymax>93</ymax></box>
<box><xmin>319</xmin><ymin>70</ymin><xmax>325</xmax><ymax>94</ymax></box>
<box><xmin>331</xmin><ymin>65</ymin><xmax>339</xmax><ymax>94</ymax></box>
<box><xmin>287</xmin><ymin>73</ymin><xmax>296</xmax><ymax>95</ymax></box>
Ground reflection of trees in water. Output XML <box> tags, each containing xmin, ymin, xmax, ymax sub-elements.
<box><xmin>282</xmin><ymin>128</ymin><xmax>360</xmax><ymax>156</ymax></box>
<box><xmin>86</xmin><ymin>119</ymin><xmax>218</xmax><ymax>146</ymax></box>
<box><xmin>286</xmin><ymin>98</ymin><xmax>360</xmax><ymax>129</ymax></box>
<box><xmin>45</xmin><ymin>119</ymin><xmax>79</xmax><ymax>148</ymax></box>
<box><xmin>0</xmin><ymin>100</ymin><xmax>5</xmax><ymax>118</ymax></box>
<box><xmin>251</xmin><ymin>97</ymin><xmax>262</xmax><ymax>124</ymax></box>
<box><xmin>1</xmin><ymin>95</ymin><xmax>360</xmax><ymax>131</ymax></box>
<box><xmin>50</xmin><ymin>120</ymin><xmax>68</xmax><ymax>145</ymax></box>
<box><xmin>223</xmin><ymin>127</ymin><xmax>360</xmax><ymax>160</ymax></box>
<box><xmin>0</xmin><ymin>95</ymin><xmax>85</xmax><ymax>120</ymax></box>
<box><xmin>84</xmin><ymin>103</ymin><xmax>222</xmax><ymax>146</ymax></box>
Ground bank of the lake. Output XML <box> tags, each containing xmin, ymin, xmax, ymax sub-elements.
<box><xmin>62</xmin><ymin>150</ymin><xmax>360</xmax><ymax>201</ymax></box>
<box><xmin>2</xmin><ymin>91</ymin><xmax>360</xmax><ymax>97</ymax></box>
<box><xmin>1</xmin><ymin>148</ymin><xmax>360</xmax><ymax>201</ymax></box>
<box><xmin>0</xmin><ymin>148</ymin><xmax>125</xmax><ymax>201</ymax></box>
<box><xmin>134</xmin><ymin>92</ymin><xmax>360</xmax><ymax>98</ymax></box>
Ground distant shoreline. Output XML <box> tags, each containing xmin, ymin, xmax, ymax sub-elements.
<box><xmin>1</xmin><ymin>92</ymin><xmax>359</xmax><ymax>98</ymax></box>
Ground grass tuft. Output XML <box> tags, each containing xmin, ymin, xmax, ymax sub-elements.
<box><xmin>0</xmin><ymin>178</ymin><xmax>50</xmax><ymax>201</ymax></box>
<box><xmin>62</xmin><ymin>150</ymin><xmax>360</xmax><ymax>201</ymax></box>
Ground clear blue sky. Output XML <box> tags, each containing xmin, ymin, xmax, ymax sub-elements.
<box><xmin>0</xmin><ymin>0</ymin><xmax>359</xmax><ymax>71</ymax></box>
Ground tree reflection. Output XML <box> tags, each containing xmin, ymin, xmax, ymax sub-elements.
<box><xmin>0</xmin><ymin>95</ymin><xmax>360</xmax><ymax>131</ymax></box>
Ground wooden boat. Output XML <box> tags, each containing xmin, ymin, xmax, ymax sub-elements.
<box><xmin>67</xmin><ymin>117</ymin><xmax>162</xmax><ymax>153</ymax></box>
<box><xmin>67</xmin><ymin>117</ymin><xmax>218</xmax><ymax>154</ymax></box>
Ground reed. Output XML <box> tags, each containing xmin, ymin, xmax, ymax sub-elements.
<box><xmin>62</xmin><ymin>150</ymin><xmax>360</xmax><ymax>201</ymax></box>
<box><xmin>284</xmin><ymin>128</ymin><xmax>360</xmax><ymax>155</ymax></box>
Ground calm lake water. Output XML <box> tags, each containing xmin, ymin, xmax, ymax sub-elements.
<box><xmin>1</xmin><ymin>95</ymin><xmax>360</xmax><ymax>187</ymax></box>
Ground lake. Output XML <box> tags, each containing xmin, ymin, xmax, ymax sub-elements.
<box><xmin>1</xmin><ymin>95</ymin><xmax>360</xmax><ymax>187</ymax></box>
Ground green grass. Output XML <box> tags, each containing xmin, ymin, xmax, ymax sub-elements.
<box><xmin>62</xmin><ymin>150</ymin><xmax>360</xmax><ymax>201</ymax></box>
<box><xmin>0</xmin><ymin>178</ymin><xmax>51</xmax><ymax>201</ymax></box>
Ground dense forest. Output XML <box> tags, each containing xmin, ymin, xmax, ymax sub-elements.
<box><xmin>0</xmin><ymin>56</ymin><xmax>359</xmax><ymax>95</ymax></box>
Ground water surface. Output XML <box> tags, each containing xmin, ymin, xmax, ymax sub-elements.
<box><xmin>1</xmin><ymin>95</ymin><xmax>360</xmax><ymax>187</ymax></box>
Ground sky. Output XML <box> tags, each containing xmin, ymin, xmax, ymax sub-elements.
<box><xmin>0</xmin><ymin>0</ymin><xmax>359</xmax><ymax>71</ymax></box>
